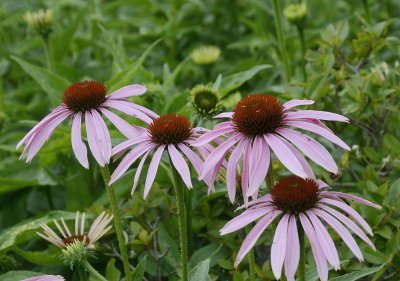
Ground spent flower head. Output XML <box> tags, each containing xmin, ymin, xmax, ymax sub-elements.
<box><xmin>24</xmin><ymin>9</ymin><xmax>53</xmax><ymax>38</ymax></box>
<box><xmin>190</xmin><ymin>45</ymin><xmax>221</xmax><ymax>65</ymax></box>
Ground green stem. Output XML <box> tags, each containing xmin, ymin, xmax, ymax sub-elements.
<box><xmin>0</xmin><ymin>76</ymin><xmax>3</xmax><ymax>112</ymax></box>
<box><xmin>245</xmin><ymin>224</ymin><xmax>256</xmax><ymax>281</ymax></box>
<box><xmin>296</xmin><ymin>24</ymin><xmax>307</xmax><ymax>82</ymax></box>
<box><xmin>170</xmin><ymin>158</ymin><xmax>189</xmax><ymax>281</ymax></box>
<box><xmin>272</xmin><ymin>0</ymin><xmax>291</xmax><ymax>82</ymax></box>
<box><xmin>100</xmin><ymin>165</ymin><xmax>132</xmax><ymax>281</ymax></box>
<box><xmin>362</xmin><ymin>0</ymin><xmax>371</xmax><ymax>24</ymax></box>
<box><xmin>185</xmin><ymin>188</ymin><xmax>193</xmax><ymax>257</ymax></box>
<box><xmin>84</xmin><ymin>261</ymin><xmax>108</xmax><ymax>281</ymax></box>
<box><xmin>298</xmin><ymin>220</ymin><xmax>306</xmax><ymax>281</ymax></box>
<box><xmin>265</xmin><ymin>160</ymin><xmax>275</xmax><ymax>193</ymax></box>
<box><xmin>78</xmin><ymin>266</ymin><xmax>88</xmax><ymax>281</ymax></box>
<box><xmin>42</xmin><ymin>37</ymin><xmax>55</xmax><ymax>73</ymax></box>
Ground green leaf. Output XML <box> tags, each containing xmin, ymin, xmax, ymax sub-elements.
<box><xmin>384</xmin><ymin>178</ymin><xmax>400</xmax><ymax>207</ymax></box>
<box><xmin>11</xmin><ymin>246</ymin><xmax>63</xmax><ymax>266</ymax></box>
<box><xmin>300</xmin><ymin>260</ymin><xmax>349</xmax><ymax>281</ymax></box>
<box><xmin>0</xmin><ymin>178</ymin><xmax>38</xmax><ymax>194</ymax></box>
<box><xmin>328</xmin><ymin>265</ymin><xmax>384</xmax><ymax>281</ymax></box>
<box><xmin>0</xmin><ymin>271</ymin><xmax>43</xmax><ymax>281</ymax></box>
<box><xmin>189</xmin><ymin>258</ymin><xmax>211</xmax><ymax>281</ymax></box>
<box><xmin>0</xmin><ymin>211</ymin><xmax>77</xmax><ymax>251</ymax></box>
<box><xmin>132</xmin><ymin>255</ymin><xmax>147</xmax><ymax>281</ymax></box>
<box><xmin>106</xmin><ymin>258</ymin><xmax>121</xmax><ymax>281</ymax></box>
<box><xmin>219</xmin><ymin>65</ymin><xmax>271</xmax><ymax>97</ymax></box>
<box><xmin>10</xmin><ymin>56</ymin><xmax>70</xmax><ymax>106</ymax></box>
<box><xmin>106</xmin><ymin>39</ymin><xmax>162</xmax><ymax>93</ymax></box>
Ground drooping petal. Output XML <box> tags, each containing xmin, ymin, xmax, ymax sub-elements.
<box><xmin>112</xmin><ymin>135</ymin><xmax>150</xmax><ymax>156</ymax></box>
<box><xmin>241</xmin><ymin>138</ymin><xmax>251</xmax><ymax>203</ymax></box>
<box><xmin>129</xmin><ymin>103</ymin><xmax>159</xmax><ymax>119</ymax></box>
<box><xmin>226</xmin><ymin>137</ymin><xmax>247</xmax><ymax>203</ymax></box>
<box><xmin>306</xmin><ymin>211</ymin><xmax>340</xmax><ymax>270</ymax></box>
<box><xmin>199</xmin><ymin>133</ymin><xmax>243</xmax><ymax>179</ymax></box>
<box><xmin>277</xmin><ymin>128</ymin><xmax>338</xmax><ymax>173</ymax></box>
<box><xmin>168</xmin><ymin>144</ymin><xmax>192</xmax><ymax>189</ymax></box>
<box><xmin>71</xmin><ymin>112</ymin><xmax>89</xmax><ymax>169</ymax></box>
<box><xmin>26</xmin><ymin>111</ymin><xmax>70</xmax><ymax>162</ymax></box>
<box><xmin>317</xmin><ymin>180</ymin><xmax>330</xmax><ymax>189</ymax></box>
<box><xmin>85</xmin><ymin>111</ymin><xmax>105</xmax><ymax>166</ymax></box>
<box><xmin>286</xmin><ymin>110</ymin><xmax>349</xmax><ymax>122</ymax></box>
<box><xmin>103</xmin><ymin>99</ymin><xmax>153</xmax><ymax>124</ymax></box>
<box><xmin>144</xmin><ymin>145</ymin><xmax>166</xmax><ymax>198</ymax></box>
<box><xmin>319</xmin><ymin>198</ymin><xmax>373</xmax><ymax>235</ymax></box>
<box><xmin>220</xmin><ymin>207</ymin><xmax>274</xmax><ymax>235</ymax></box>
<box><xmin>132</xmin><ymin>146</ymin><xmax>156</xmax><ymax>195</ymax></box>
<box><xmin>234</xmin><ymin>211</ymin><xmax>282</xmax><ymax>267</ymax></box>
<box><xmin>91</xmin><ymin>109</ymin><xmax>112</xmax><ymax>165</ymax></box>
<box><xmin>213</xmin><ymin>121</ymin><xmax>235</xmax><ymax>131</ymax></box>
<box><xmin>284</xmin><ymin>120</ymin><xmax>350</xmax><ymax>150</ymax></box>
<box><xmin>192</xmin><ymin>125</ymin><xmax>236</xmax><ymax>147</ymax></box>
<box><xmin>283</xmin><ymin>99</ymin><xmax>315</xmax><ymax>109</ymax></box>
<box><xmin>214</xmin><ymin>112</ymin><xmax>234</xmax><ymax>119</ymax></box>
<box><xmin>318</xmin><ymin>204</ymin><xmax>375</xmax><ymax>249</ymax></box>
<box><xmin>321</xmin><ymin>191</ymin><xmax>382</xmax><ymax>209</ymax></box>
<box><xmin>108</xmin><ymin>84</ymin><xmax>147</xmax><ymax>99</ymax></box>
<box><xmin>264</xmin><ymin>133</ymin><xmax>307</xmax><ymax>178</ymax></box>
<box><xmin>313</xmin><ymin>208</ymin><xmax>363</xmax><ymax>261</ymax></box>
<box><xmin>100</xmin><ymin>107</ymin><xmax>138</xmax><ymax>139</ymax></box>
<box><xmin>247</xmin><ymin>136</ymin><xmax>270</xmax><ymax>197</ymax></box>
<box><xmin>299</xmin><ymin>213</ymin><xmax>328</xmax><ymax>281</ymax></box>
<box><xmin>285</xmin><ymin>216</ymin><xmax>300</xmax><ymax>281</ymax></box>
<box><xmin>236</xmin><ymin>194</ymin><xmax>273</xmax><ymax>211</ymax></box>
<box><xmin>271</xmin><ymin>214</ymin><xmax>290</xmax><ymax>279</ymax></box>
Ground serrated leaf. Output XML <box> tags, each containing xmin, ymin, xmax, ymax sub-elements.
<box><xmin>328</xmin><ymin>265</ymin><xmax>384</xmax><ymax>281</ymax></box>
<box><xmin>10</xmin><ymin>56</ymin><xmax>70</xmax><ymax>106</ymax></box>
<box><xmin>189</xmin><ymin>258</ymin><xmax>211</xmax><ymax>281</ymax></box>
<box><xmin>132</xmin><ymin>255</ymin><xmax>147</xmax><ymax>281</ymax></box>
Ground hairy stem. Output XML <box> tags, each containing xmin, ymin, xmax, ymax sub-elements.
<box><xmin>170</xmin><ymin>159</ymin><xmax>189</xmax><ymax>281</ymax></box>
<box><xmin>100</xmin><ymin>165</ymin><xmax>131</xmax><ymax>281</ymax></box>
<box><xmin>272</xmin><ymin>0</ymin><xmax>291</xmax><ymax>82</ymax></box>
<box><xmin>245</xmin><ymin>224</ymin><xmax>256</xmax><ymax>281</ymax></box>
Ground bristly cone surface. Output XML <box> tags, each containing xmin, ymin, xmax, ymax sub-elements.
<box><xmin>62</xmin><ymin>81</ymin><xmax>107</xmax><ymax>113</ymax></box>
<box><xmin>148</xmin><ymin>114</ymin><xmax>193</xmax><ymax>144</ymax></box>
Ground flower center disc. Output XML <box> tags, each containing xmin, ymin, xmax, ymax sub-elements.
<box><xmin>232</xmin><ymin>94</ymin><xmax>286</xmax><ymax>136</ymax></box>
<box><xmin>148</xmin><ymin>114</ymin><xmax>193</xmax><ymax>144</ymax></box>
<box><xmin>271</xmin><ymin>176</ymin><xmax>320</xmax><ymax>215</ymax></box>
<box><xmin>62</xmin><ymin>81</ymin><xmax>107</xmax><ymax>113</ymax></box>
<box><xmin>63</xmin><ymin>234</ymin><xmax>90</xmax><ymax>246</ymax></box>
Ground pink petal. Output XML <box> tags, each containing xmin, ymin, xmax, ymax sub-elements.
<box><xmin>91</xmin><ymin>110</ymin><xmax>112</xmax><ymax>165</ymax></box>
<box><xmin>241</xmin><ymin>138</ymin><xmax>251</xmax><ymax>204</ymax></box>
<box><xmin>112</xmin><ymin>135</ymin><xmax>150</xmax><ymax>156</ymax></box>
<box><xmin>234</xmin><ymin>210</ymin><xmax>282</xmax><ymax>267</ymax></box>
<box><xmin>103</xmin><ymin>99</ymin><xmax>153</xmax><ymax>124</ymax></box>
<box><xmin>247</xmin><ymin>137</ymin><xmax>270</xmax><ymax>197</ymax></box>
<box><xmin>318</xmin><ymin>180</ymin><xmax>330</xmax><ymax>189</ymax></box>
<box><xmin>100</xmin><ymin>107</ymin><xmax>138</xmax><ymax>139</ymax></box>
<box><xmin>277</xmin><ymin>128</ymin><xmax>338</xmax><ymax>173</ymax></box>
<box><xmin>220</xmin><ymin>207</ymin><xmax>274</xmax><ymax>235</ymax></box>
<box><xmin>271</xmin><ymin>214</ymin><xmax>290</xmax><ymax>279</ymax></box>
<box><xmin>129</xmin><ymin>103</ymin><xmax>159</xmax><ymax>119</ymax></box>
<box><xmin>109</xmin><ymin>142</ymin><xmax>154</xmax><ymax>185</ymax></box>
<box><xmin>226</xmin><ymin>137</ymin><xmax>247</xmax><ymax>203</ymax></box>
<box><xmin>71</xmin><ymin>112</ymin><xmax>89</xmax><ymax>169</ymax></box>
<box><xmin>236</xmin><ymin>194</ymin><xmax>273</xmax><ymax>211</ymax></box>
<box><xmin>108</xmin><ymin>84</ymin><xmax>147</xmax><ymax>99</ymax></box>
<box><xmin>318</xmin><ymin>204</ymin><xmax>375</xmax><ymax>249</ymax></box>
<box><xmin>132</xmin><ymin>147</ymin><xmax>156</xmax><ymax>195</ymax></box>
<box><xmin>25</xmin><ymin>112</ymin><xmax>70</xmax><ymax>162</ymax></box>
<box><xmin>283</xmin><ymin>99</ymin><xmax>315</xmax><ymax>109</ymax></box>
<box><xmin>322</xmin><ymin>191</ymin><xmax>381</xmax><ymax>209</ymax></box>
<box><xmin>144</xmin><ymin>145</ymin><xmax>166</xmax><ymax>198</ymax></box>
<box><xmin>284</xmin><ymin>120</ymin><xmax>350</xmax><ymax>150</ymax></box>
<box><xmin>319</xmin><ymin>198</ymin><xmax>373</xmax><ymax>235</ymax></box>
<box><xmin>306</xmin><ymin>211</ymin><xmax>340</xmax><ymax>270</ymax></box>
<box><xmin>286</xmin><ymin>110</ymin><xmax>349</xmax><ymax>122</ymax></box>
<box><xmin>264</xmin><ymin>134</ymin><xmax>308</xmax><ymax>178</ymax></box>
<box><xmin>22</xmin><ymin>275</ymin><xmax>65</xmax><ymax>281</ymax></box>
<box><xmin>299</xmin><ymin>213</ymin><xmax>328</xmax><ymax>281</ymax></box>
<box><xmin>192</xmin><ymin>125</ymin><xmax>236</xmax><ymax>146</ymax></box>
<box><xmin>214</xmin><ymin>112</ymin><xmax>233</xmax><ymax>119</ymax></box>
<box><xmin>85</xmin><ymin>111</ymin><xmax>105</xmax><ymax>166</ymax></box>
<box><xmin>168</xmin><ymin>144</ymin><xmax>192</xmax><ymax>189</ymax></box>
<box><xmin>213</xmin><ymin>121</ymin><xmax>235</xmax><ymax>131</ymax></box>
<box><xmin>199</xmin><ymin>133</ymin><xmax>243</xmax><ymax>179</ymax></box>
<box><xmin>312</xmin><ymin>209</ymin><xmax>363</xmax><ymax>261</ymax></box>
<box><xmin>285</xmin><ymin>216</ymin><xmax>300</xmax><ymax>281</ymax></box>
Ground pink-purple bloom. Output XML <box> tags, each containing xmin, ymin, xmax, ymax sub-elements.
<box><xmin>193</xmin><ymin>94</ymin><xmax>350</xmax><ymax>203</ymax></box>
<box><xmin>220</xmin><ymin>176</ymin><xmax>381</xmax><ymax>281</ymax></box>
<box><xmin>22</xmin><ymin>275</ymin><xmax>65</xmax><ymax>281</ymax></box>
<box><xmin>17</xmin><ymin>81</ymin><xmax>157</xmax><ymax>168</ymax></box>
<box><xmin>109</xmin><ymin>114</ymin><xmax>216</xmax><ymax>197</ymax></box>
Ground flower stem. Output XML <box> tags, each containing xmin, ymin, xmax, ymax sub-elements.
<box><xmin>84</xmin><ymin>260</ymin><xmax>108</xmax><ymax>281</ymax></box>
<box><xmin>100</xmin><ymin>165</ymin><xmax>132</xmax><ymax>281</ymax></box>
<box><xmin>298</xmin><ymin>221</ymin><xmax>306</xmax><ymax>281</ymax></box>
<box><xmin>170</xmin><ymin>160</ymin><xmax>189</xmax><ymax>281</ymax></box>
<box><xmin>296</xmin><ymin>24</ymin><xmax>307</xmax><ymax>82</ymax></box>
<box><xmin>272</xmin><ymin>0</ymin><xmax>291</xmax><ymax>82</ymax></box>
<box><xmin>42</xmin><ymin>37</ymin><xmax>55</xmax><ymax>73</ymax></box>
<box><xmin>265</xmin><ymin>160</ymin><xmax>275</xmax><ymax>193</ymax></box>
<box><xmin>185</xmin><ymin>188</ymin><xmax>193</xmax><ymax>257</ymax></box>
<box><xmin>78</xmin><ymin>266</ymin><xmax>88</xmax><ymax>281</ymax></box>
<box><xmin>245</xmin><ymin>224</ymin><xmax>256</xmax><ymax>281</ymax></box>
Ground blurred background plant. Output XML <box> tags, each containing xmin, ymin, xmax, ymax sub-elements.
<box><xmin>0</xmin><ymin>0</ymin><xmax>398</xmax><ymax>280</ymax></box>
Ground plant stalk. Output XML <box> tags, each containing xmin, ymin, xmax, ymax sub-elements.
<box><xmin>272</xmin><ymin>0</ymin><xmax>291</xmax><ymax>82</ymax></box>
<box><xmin>185</xmin><ymin>188</ymin><xmax>193</xmax><ymax>257</ymax></box>
<box><xmin>298</xmin><ymin>220</ymin><xmax>306</xmax><ymax>281</ymax></box>
<box><xmin>100</xmin><ymin>165</ymin><xmax>132</xmax><ymax>281</ymax></box>
<box><xmin>42</xmin><ymin>37</ymin><xmax>55</xmax><ymax>73</ymax></box>
<box><xmin>84</xmin><ymin>260</ymin><xmax>108</xmax><ymax>281</ymax></box>
<box><xmin>245</xmin><ymin>224</ymin><xmax>256</xmax><ymax>281</ymax></box>
<box><xmin>296</xmin><ymin>24</ymin><xmax>307</xmax><ymax>82</ymax></box>
<box><xmin>78</xmin><ymin>266</ymin><xmax>88</xmax><ymax>281</ymax></box>
<box><xmin>170</xmin><ymin>159</ymin><xmax>189</xmax><ymax>281</ymax></box>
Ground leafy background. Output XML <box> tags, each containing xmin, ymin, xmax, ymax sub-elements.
<box><xmin>0</xmin><ymin>0</ymin><xmax>399</xmax><ymax>280</ymax></box>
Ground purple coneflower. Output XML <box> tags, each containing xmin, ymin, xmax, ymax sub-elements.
<box><xmin>109</xmin><ymin>114</ymin><xmax>216</xmax><ymax>197</ymax></box>
<box><xmin>37</xmin><ymin>211</ymin><xmax>112</xmax><ymax>249</ymax></box>
<box><xmin>193</xmin><ymin>94</ymin><xmax>350</xmax><ymax>202</ymax></box>
<box><xmin>220</xmin><ymin>176</ymin><xmax>381</xmax><ymax>281</ymax></box>
<box><xmin>22</xmin><ymin>275</ymin><xmax>65</xmax><ymax>281</ymax></box>
<box><xmin>17</xmin><ymin>81</ymin><xmax>157</xmax><ymax>168</ymax></box>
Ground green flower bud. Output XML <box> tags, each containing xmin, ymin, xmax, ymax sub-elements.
<box><xmin>190</xmin><ymin>45</ymin><xmax>221</xmax><ymax>65</ymax></box>
<box><xmin>191</xmin><ymin>85</ymin><xmax>220</xmax><ymax>117</ymax></box>
<box><xmin>0</xmin><ymin>254</ymin><xmax>19</xmax><ymax>274</ymax></box>
<box><xmin>283</xmin><ymin>3</ymin><xmax>307</xmax><ymax>25</ymax></box>
<box><xmin>61</xmin><ymin>239</ymin><xmax>94</xmax><ymax>269</ymax></box>
<box><xmin>24</xmin><ymin>9</ymin><xmax>53</xmax><ymax>38</ymax></box>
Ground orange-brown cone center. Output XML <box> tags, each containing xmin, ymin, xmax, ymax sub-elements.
<box><xmin>62</xmin><ymin>81</ymin><xmax>107</xmax><ymax>113</ymax></box>
<box><xmin>148</xmin><ymin>114</ymin><xmax>193</xmax><ymax>144</ymax></box>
